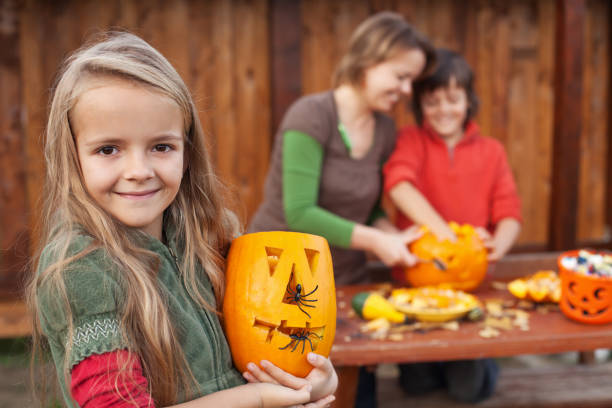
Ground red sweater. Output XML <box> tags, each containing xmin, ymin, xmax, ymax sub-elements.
<box><xmin>383</xmin><ymin>122</ymin><xmax>522</xmax><ymax>231</ymax></box>
<box><xmin>71</xmin><ymin>350</ymin><xmax>154</xmax><ymax>407</ymax></box>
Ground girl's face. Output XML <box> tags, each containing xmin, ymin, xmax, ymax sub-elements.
<box><xmin>72</xmin><ymin>78</ymin><xmax>185</xmax><ymax>239</ymax></box>
<box><xmin>362</xmin><ymin>48</ymin><xmax>426</xmax><ymax>112</ymax></box>
<box><xmin>421</xmin><ymin>78</ymin><xmax>469</xmax><ymax>140</ymax></box>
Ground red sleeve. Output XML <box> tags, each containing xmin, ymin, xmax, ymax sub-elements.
<box><xmin>383</xmin><ymin>127</ymin><xmax>424</xmax><ymax>193</ymax></box>
<box><xmin>490</xmin><ymin>144</ymin><xmax>522</xmax><ymax>225</ymax></box>
<box><xmin>71</xmin><ymin>350</ymin><xmax>155</xmax><ymax>408</ymax></box>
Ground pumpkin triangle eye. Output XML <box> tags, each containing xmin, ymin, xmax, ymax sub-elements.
<box><xmin>304</xmin><ymin>248</ymin><xmax>320</xmax><ymax>276</ymax></box>
<box><xmin>265</xmin><ymin>246</ymin><xmax>284</xmax><ymax>276</ymax></box>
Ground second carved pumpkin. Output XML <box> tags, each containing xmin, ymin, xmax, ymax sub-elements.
<box><xmin>401</xmin><ymin>222</ymin><xmax>488</xmax><ymax>291</ymax></box>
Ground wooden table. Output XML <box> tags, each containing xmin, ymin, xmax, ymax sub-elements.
<box><xmin>329</xmin><ymin>252</ymin><xmax>612</xmax><ymax>407</ymax></box>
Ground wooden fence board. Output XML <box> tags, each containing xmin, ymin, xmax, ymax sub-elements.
<box><xmin>549</xmin><ymin>0</ymin><xmax>586</xmax><ymax>250</ymax></box>
<box><xmin>577</xmin><ymin>0</ymin><xmax>609</xmax><ymax>242</ymax></box>
<box><xmin>0</xmin><ymin>0</ymin><xmax>28</xmax><ymax>298</ymax></box>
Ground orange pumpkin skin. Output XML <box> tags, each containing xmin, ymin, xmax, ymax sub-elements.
<box><xmin>223</xmin><ymin>231</ymin><xmax>336</xmax><ymax>377</ymax></box>
<box><xmin>402</xmin><ymin>223</ymin><xmax>488</xmax><ymax>292</ymax></box>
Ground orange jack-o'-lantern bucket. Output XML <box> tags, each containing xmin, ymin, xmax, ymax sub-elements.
<box><xmin>559</xmin><ymin>250</ymin><xmax>612</xmax><ymax>324</ymax></box>
<box><xmin>223</xmin><ymin>231</ymin><xmax>336</xmax><ymax>377</ymax></box>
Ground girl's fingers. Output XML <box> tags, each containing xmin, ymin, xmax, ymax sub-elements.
<box><xmin>304</xmin><ymin>394</ymin><xmax>336</xmax><ymax>407</ymax></box>
<box><xmin>247</xmin><ymin>362</ymin><xmax>278</xmax><ymax>384</ymax></box>
<box><xmin>242</xmin><ymin>371</ymin><xmax>257</xmax><ymax>383</ymax></box>
<box><xmin>306</xmin><ymin>351</ymin><xmax>333</xmax><ymax>371</ymax></box>
<box><xmin>260</xmin><ymin>359</ymin><xmax>306</xmax><ymax>389</ymax></box>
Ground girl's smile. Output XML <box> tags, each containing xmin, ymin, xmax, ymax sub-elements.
<box><xmin>71</xmin><ymin>77</ymin><xmax>185</xmax><ymax>239</ymax></box>
<box><xmin>115</xmin><ymin>189</ymin><xmax>161</xmax><ymax>199</ymax></box>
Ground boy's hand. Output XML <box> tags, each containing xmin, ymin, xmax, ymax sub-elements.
<box><xmin>430</xmin><ymin>223</ymin><xmax>457</xmax><ymax>243</ymax></box>
<box><xmin>244</xmin><ymin>353</ymin><xmax>338</xmax><ymax>403</ymax></box>
<box><xmin>400</xmin><ymin>225</ymin><xmax>423</xmax><ymax>244</ymax></box>
<box><xmin>476</xmin><ymin>227</ymin><xmax>503</xmax><ymax>261</ymax></box>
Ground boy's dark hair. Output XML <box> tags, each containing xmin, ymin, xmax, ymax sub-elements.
<box><xmin>412</xmin><ymin>48</ymin><xmax>479</xmax><ymax>127</ymax></box>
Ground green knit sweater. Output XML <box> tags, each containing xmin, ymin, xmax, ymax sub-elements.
<box><xmin>36</xmin><ymin>227</ymin><xmax>244</xmax><ymax>407</ymax></box>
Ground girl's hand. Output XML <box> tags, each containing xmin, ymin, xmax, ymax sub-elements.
<box><xmin>244</xmin><ymin>353</ymin><xmax>338</xmax><ymax>403</ymax></box>
<box><xmin>294</xmin><ymin>394</ymin><xmax>336</xmax><ymax>408</ymax></box>
<box><xmin>252</xmin><ymin>382</ymin><xmax>311</xmax><ymax>408</ymax></box>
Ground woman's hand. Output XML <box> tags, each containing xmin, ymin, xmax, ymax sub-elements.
<box><xmin>244</xmin><ymin>353</ymin><xmax>337</xmax><ymax>405</ymax></box>
<box><xmin>372</xmin><ymin>228</ymin><xmax>421</xmax><ymax>267</ymax></box>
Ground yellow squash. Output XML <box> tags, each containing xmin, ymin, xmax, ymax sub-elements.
<box><xmin>352</xmin><ymin>292</ymin><xmax>408</xmax><ymax>324</ymax></box>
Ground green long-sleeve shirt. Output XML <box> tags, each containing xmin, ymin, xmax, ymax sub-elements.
<box><xmin>283</xmin><ymin>129</ymin><xmax>386</xmax><ymax>247</ymax></box>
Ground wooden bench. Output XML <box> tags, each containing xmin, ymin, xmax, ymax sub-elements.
<box><xmin>0</xmin><ymin>299</ymin><xmax>31</xmax><ymax>339</ymax></box>
<box><xmin>376</xmin><ymin>362</ymin><xmax>612</xmax><ymax>408</ymax></box>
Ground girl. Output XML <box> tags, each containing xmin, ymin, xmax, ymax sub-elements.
<box><xmin>383</xmin><ymin>48</ymin><xmax>522</xmax><ymax>402</ymax></box>
<box><xmin>384</xmin><ymin>48</ymin><xmax>522</xmax><ymax>261</ymax></box>
<box><xmin>248</xmin><ymin>11</ymin><xmax>435</xmax><ymax>408</ymax></box>
<box><xmin>26</xmin><ymin>32</ymin><xmax>336</xmax><ymax>408</ymax></box>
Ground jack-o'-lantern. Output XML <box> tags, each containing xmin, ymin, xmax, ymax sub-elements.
<box><xmin>559</xmin><ymin>250</ymin><xmax>612</xmax><ymax>324</ymax></box>
<box><xmin>401</xmin><ymin>222</ymin><xmax>488</xmax><ymax>292</ymax></box>
<box><xmin>223</xmin><ymin>231</ymin><xmax>336</xmax><ymax>377</ymax></box>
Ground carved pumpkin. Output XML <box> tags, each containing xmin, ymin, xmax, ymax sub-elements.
<box><xmin>401</xmin><ymin>222</ymin><xmax>488</xmax><ymax>292</ymax></box>
<box><xmin>559</xmin><ymin>250</ymin><xmax>612</xmax><ymax>324</ymax></box>
<box><xmin>223</xmin><ymin>231</ymin><xmax>336</xmax><ymax>377</ymax></box>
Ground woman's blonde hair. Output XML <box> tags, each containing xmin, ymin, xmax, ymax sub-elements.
<box><xmin>26</xmin><ymin>31</ymin><xmax>239</xmax><ymax>405</ymax></box>
<box><xmin>333</xmin><ymin>11</ymin><xmax>436</xmax><ymax>87</ymax></box>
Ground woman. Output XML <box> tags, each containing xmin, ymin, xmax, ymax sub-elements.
<box><xmin>249</xmin><ymin>12</ymin><xmax>435</xmax><ymax>286</ymax></box>
<box><xmin>249</xmin><ymin>12</ymin><xmax>435</xmax><ymax>408</ymax></box>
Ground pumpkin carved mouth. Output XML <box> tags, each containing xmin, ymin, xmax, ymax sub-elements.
<box><xmin>253</xmin><ymin>318</ymin><xmax>326</xmax><ymax>350</ymax></box>
<box><xmin>566</xmin><ymin>282</ymin><xmax>609</xmax><ymax>316</ymax></box>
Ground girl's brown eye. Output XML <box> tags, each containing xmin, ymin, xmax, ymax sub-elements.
<box><xmin>154</xmin><ymin>144</ymin><xmax>172</xmax><ymax>152</ymax></box>
<box><xmin>98</xmin><ymin>146</ymin><xmax>117</xmax><ymax>155</ymax></box>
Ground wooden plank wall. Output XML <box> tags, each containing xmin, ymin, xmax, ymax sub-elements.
<box><xmin>0</xmin><ymin>0</ymin><xmax>609</xmax><ymax>296</ymax></box>
<box><xmin>302</xmin><ymin>0</ymin><xmax>609</xmax><ymax>246</ymax></box>
<box><xmin>0</xmin><ymin>0</ymin><xmax>29</xmax><ymax>298</ymax></box>
<box><xmin>18</xmin><ymin>0</ymin><xmax>271</xmax><ymax>252</ymax></box>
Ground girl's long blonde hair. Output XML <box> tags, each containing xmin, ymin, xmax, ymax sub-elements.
<box><xmin>25</xmin><ymin>31</ymin><xmax>239</xmax><ymax>406</ymax></box>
